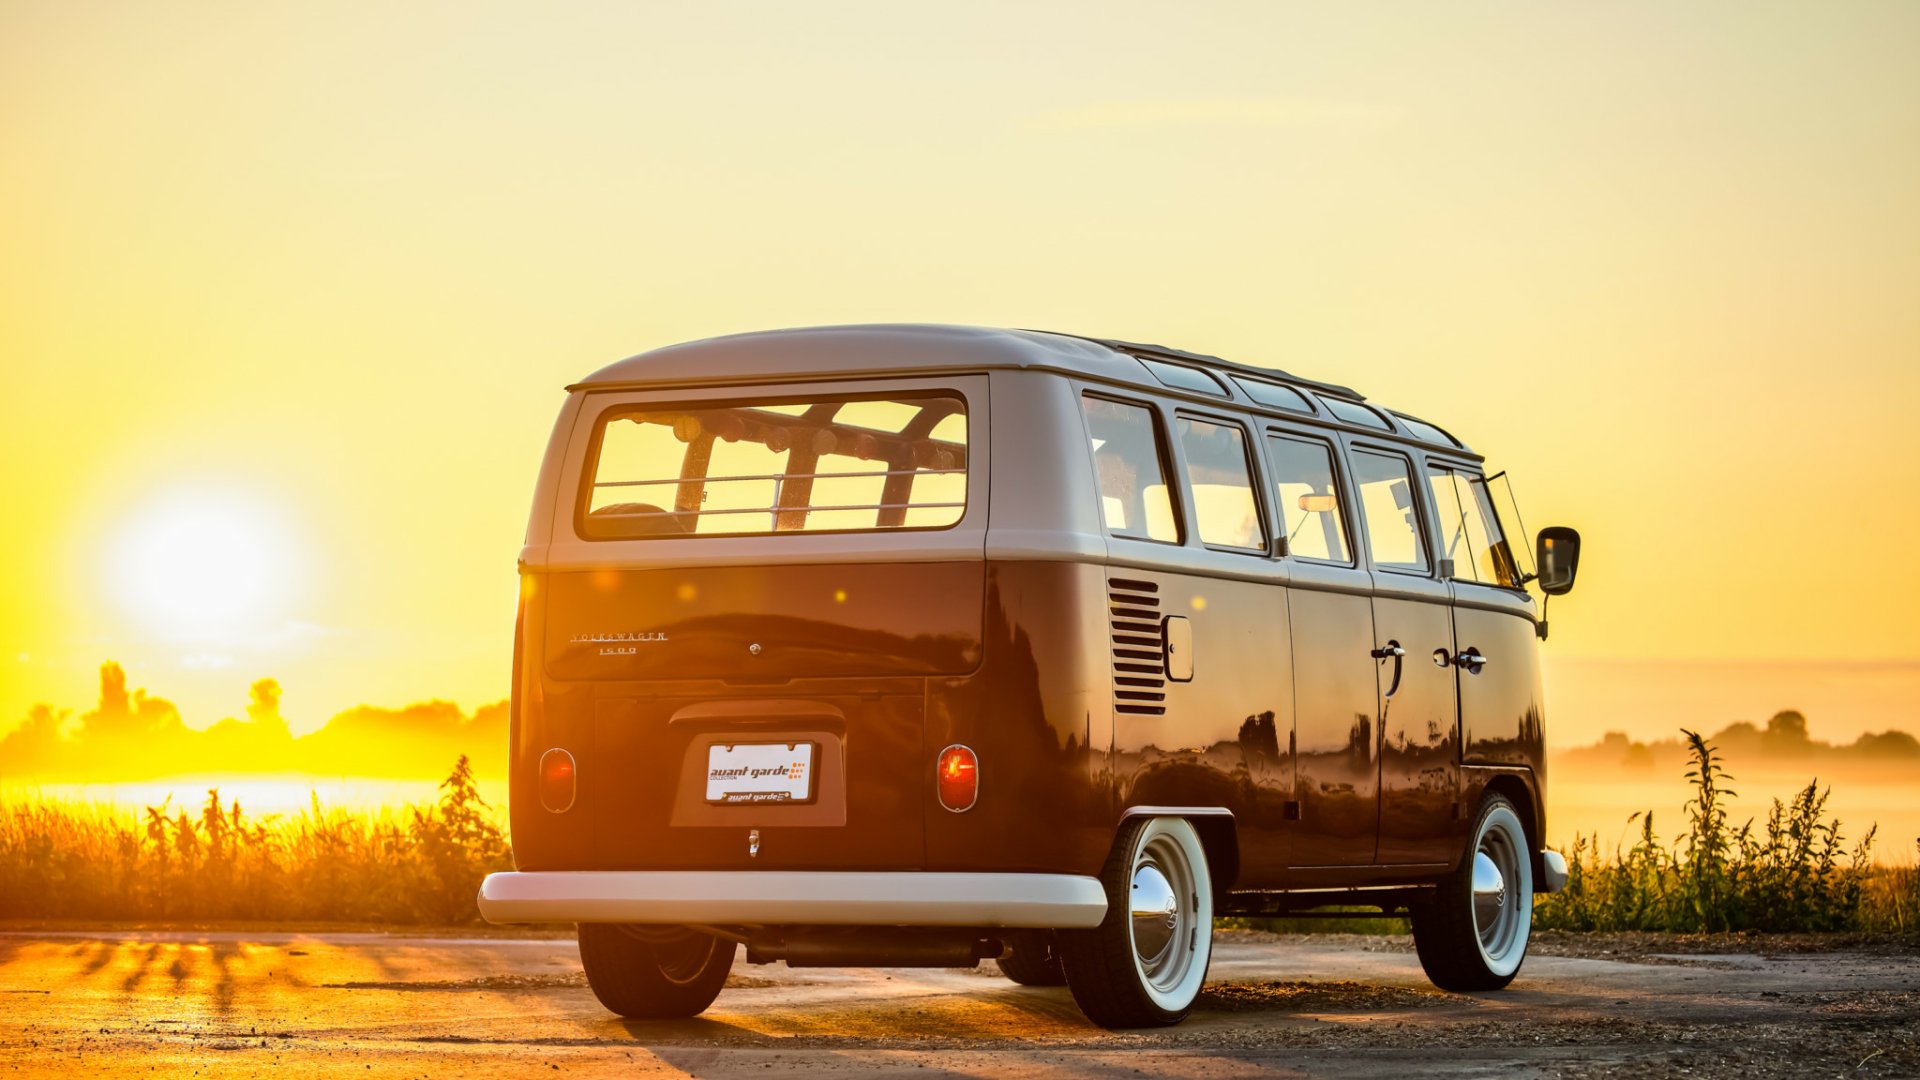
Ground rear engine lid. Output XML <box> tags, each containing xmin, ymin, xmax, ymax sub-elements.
<box><xmin>545</xmin><ymin>562</ymin><xmax>984</xmax><ymax>681</ymax></box>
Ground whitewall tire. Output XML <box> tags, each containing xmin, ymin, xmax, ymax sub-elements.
<box><xmin>1060</xmin><ymin>816</ymin><xmax>1214</xmax><ymax>1027</ymax></box>
<box><xmin>1411</xmin><ymin>794</ymin><xmax>1534</xmax><ymax>991</ymax></box>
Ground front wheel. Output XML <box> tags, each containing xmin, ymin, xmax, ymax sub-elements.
<box><xmin>578</xmin><ymin>924</ymin><xmax>734</xmax><ymax>1018</ymax></box>
<box><xmin>1411</xmin><ymin>794</ymin><xmax>1534</xmax><ymax>991</ymax></box>
<box><xmin>1059</xmin><ymin>816</ymin><xmax>1214</xmax><ymax>1027</ymax></box>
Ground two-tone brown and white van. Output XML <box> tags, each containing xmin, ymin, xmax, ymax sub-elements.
<box><xmin>477</xmin><ymin>324</ymin><xmax>1583</xmax><ymax>1028</ymax></box>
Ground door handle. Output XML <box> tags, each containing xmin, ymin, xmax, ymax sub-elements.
<box><xmin>1453</xmin><ymin>650</ymin><xmax>1488</xmax><ymax>672</ymax></box>
<box><xmin>1372</xmin><ymin>641</ymin><xmax>1405</xmax><ymax>697</ymax></box>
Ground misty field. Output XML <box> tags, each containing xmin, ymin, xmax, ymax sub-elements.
<box><xmin>0</xmin><ymin>739</ymin><xmax>1914</xmax><ymax>932</ymax></box>
<box><xmin>1536</xmin><ymin>731</ymin><xmax>1918</xmax><ymax>934</ymax></box>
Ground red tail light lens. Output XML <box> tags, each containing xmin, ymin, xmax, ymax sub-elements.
<box><xmin>539</xmin><ymin>748</ymin><xmax>576</xmax><ymax>813</ymax></box>
<box><xmin>936</xmin><ymin>744</ymin><xmax>978</xmax><ymax>813</ymax></box>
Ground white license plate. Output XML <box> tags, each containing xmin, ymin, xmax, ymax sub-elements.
<box><xmin>705</xmin><ymin>742</ymin><xmax>816</xmax><ymax>804</ymax></box>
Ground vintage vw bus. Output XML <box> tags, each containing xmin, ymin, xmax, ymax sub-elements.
<box><xmin>477</xmin><ymin>324</ymin><xmax>1582</xmax><ymax>1028</ymax></box>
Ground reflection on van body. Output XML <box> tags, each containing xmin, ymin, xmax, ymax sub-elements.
<box><xmin>477</xmin><ymin>325</ymin><xmax>1583</xmax><ymax>1028</ymax></box>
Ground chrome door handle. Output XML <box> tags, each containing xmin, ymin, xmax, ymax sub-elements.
<box><xmin>1372</xmin><ymin>641</ymin><xmax>1406</xmax><ymax>697</ymax></box>
<box><xmin>1453</xmin><ymin>651</ymin><xmax>1488</xmax><ymax>670</ymax></box>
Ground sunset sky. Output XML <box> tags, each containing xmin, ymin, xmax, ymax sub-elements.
<box><xmin>3</xmin><ymin>3</ymin><xmax>1917</xmax><ymax>751</ymax></box>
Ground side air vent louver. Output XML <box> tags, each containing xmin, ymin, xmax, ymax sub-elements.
<box><xmin>1108</xmin><ymin>577</ymin><xmax>1167</xmax><ymax>716</ymax></box>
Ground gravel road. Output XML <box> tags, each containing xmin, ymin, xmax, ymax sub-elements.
<box><xmin>0</xmin><ymin>927</ymin><xmax>1913</xmax><ymax>1078</ymax></box>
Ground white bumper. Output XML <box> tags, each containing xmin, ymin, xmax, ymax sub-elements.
<box><xmin>477</xmin><ymin>871</ymin><xmax>1109</xmax><ymax>928</ymax></box>
<box><xmin>1539</xmin><ymin>850</ymin><xmax>1570</xmax><ymax>894</ymax></box>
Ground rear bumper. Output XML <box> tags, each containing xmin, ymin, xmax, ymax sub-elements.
<box><xmin>476</xmin><ymin>871</ymin><xmax>1109</xmax><ymax>928</ymax></box>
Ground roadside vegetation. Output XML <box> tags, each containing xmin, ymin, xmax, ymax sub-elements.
<box><xmin>0</xmin><ymin>739</ymin><xmax>1913</xmax><ymax>931</ymax></box>
<box><xmin>0</xmin><ymin>756</ymin><xmax>510</xmax><ymax>925</ymax></box>
<box><xmin>1537</xmin><ymin>730</ymin><xmax>1918</xmax><ymax>934</ymax></box>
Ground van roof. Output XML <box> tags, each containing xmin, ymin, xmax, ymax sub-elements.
<box><xmin>575</xmin><ymin>323</ymin><xmax>1471</xmax><ymax>454</ymax></box>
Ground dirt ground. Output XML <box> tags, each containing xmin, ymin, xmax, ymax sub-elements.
<box><xmin>0</xmin><ymin>926</ymin><xmax>1914</xmax><ymax>1078</ymax></box>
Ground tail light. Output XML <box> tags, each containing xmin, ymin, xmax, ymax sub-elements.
<box><xmin>539</xmin><ymin>748</ymin><xmax>577</xmax><ymax>813</ymax></box>
<box><xmin>936</xmin><ymin>744</ymin><xmax>978</xmax><ymax>813</ymax></box>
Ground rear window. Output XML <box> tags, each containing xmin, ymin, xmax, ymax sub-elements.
<box><xmin>580</xmin><ymin>393</ymin><xmax>968</xmax><ymax>539</ymax></box>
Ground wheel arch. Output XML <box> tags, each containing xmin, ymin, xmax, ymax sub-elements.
<box><xmin>1475</xmin><ymin>770</ymin><xmax>1544</xmax><ymax>882</ymax></box>
<box><xmin>1119</xmin><ymin>806</ymin><xmax>1239</xmax><ymax>891</ymax></box>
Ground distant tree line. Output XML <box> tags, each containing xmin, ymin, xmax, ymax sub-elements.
<box><xmin>0</xmin><ymin>661</ymin><xmax>507</xmax><ymax>781</ymax></box>
<box><xmin>1561</xmin><ymin>710</ymin><xmax>1918</xmax><ymax>770</ymax></box>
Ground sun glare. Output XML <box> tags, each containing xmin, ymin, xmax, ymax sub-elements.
<box><xmin>106</xmin><ymin>489</ymin><xmax>303</xmax><ymax>642</ymax></box>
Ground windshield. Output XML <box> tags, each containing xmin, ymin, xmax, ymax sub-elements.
<box><xmin>1428</xmin><ymin>466</ymin><xmax>1525</xmax><ymax>588</ymax></box>
<box><xmin>1482</xmin><ymin>471</ymin><xmax>1537</xmax><ymax>582</ymax></box>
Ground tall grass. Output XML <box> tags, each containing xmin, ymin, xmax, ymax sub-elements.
<box><xmin>0</xmin><ymin>756</ymin><xmax>510</xmax><ymax>925</ymax></box>
<box><xmin>2</xmin><ymin>742</ymin><xmax>1914</xmax><ymax>932</ymax></box>
<box><xmin>1537</xmin><ymin>730</ymin><xmax>1916</xmax><ymax>933</ymax></box>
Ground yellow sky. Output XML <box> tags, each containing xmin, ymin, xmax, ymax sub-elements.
<box><xmin>3</xmin><ymin>2</ymin><xmax>1918</xmax><ymax>741</ymax></box>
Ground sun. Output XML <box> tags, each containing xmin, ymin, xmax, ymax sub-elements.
<box><xmin>106</xmin><ymin>488</ymin><xmax>304</xmax><ymax>642</ymax></box>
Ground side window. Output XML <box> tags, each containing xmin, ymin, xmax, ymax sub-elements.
<box><xmin>1351</xmin><ymin>450</ymin><xmax>1430</xmax><ymax>574</ymax></box>
<box><xmin>1175</xmin><ymin>417</ymin><xmax>1265</xmax><ymax>551</ymax></box>
<box><xmin>1429</xmin><ymin>468</ymin><xmax>1519</xmax><ymax>587</ymax></box>
<box><xmin>1266</xmin><ymin>434</ymin><xmax>1351</xmax><ymax>563</ymax></box>
<box><xmin>1081</xmin><ymin>396</ymin><xmax>1181</xmax><ymax>544</ymax></box>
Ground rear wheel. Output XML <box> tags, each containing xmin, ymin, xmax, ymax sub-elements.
<box><xmin>1059</xmin><ymin>816</ymin><xmax>1213</xmax><ymax>1027</ymax></box>
<box><xmin>996</xmin><ymin>933</ymin><xmax>1067</xmax><ymax>986</ymax></box>
<box><xmin>577</xmin><ymin>924</ymin><xmax>733</xmax><ymax>1018</ymax></box>
<box><xmin>1411</xmin><ymin>794</ymin><xmax>1533</xmax><ymax>991</ymax></box>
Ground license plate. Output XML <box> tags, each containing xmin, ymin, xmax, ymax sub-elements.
<box><xmin>705</xmin><ymin>741</ymin><xmax>817</xmax><ymax>804</ymax></box>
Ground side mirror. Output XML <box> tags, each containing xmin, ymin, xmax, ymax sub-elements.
<box><xmin>1535</xmin><ymin>527</ymin><xmax>1581</xmax><ymax>596</ymax></box>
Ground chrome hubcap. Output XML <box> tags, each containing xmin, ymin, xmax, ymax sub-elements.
<box><xmin>1129</xmin><ymin>833</ymin><xmax>1199</xmax><ymax>994</ymax></box>
<box><xmin>1130</xmin><ymin>863</ymin><xmax>1178</xmax><ymax>961</ymax></box>
<box><xmin>1472</xmin><ymin>851</ymin><xmax>1505</xmax><ymax>905</ymax></box>
<box><xmin>1472</xmin><ymin>821</ymin><xmax>1525</xmax><ymax>966</ymax></box>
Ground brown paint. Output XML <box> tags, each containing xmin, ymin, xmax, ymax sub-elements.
<box><xmin>1285</xmin><ymin>583</ymin><xmax>1378</xmax><ymax>869</ymax></box>
<box><xmin>513</xmin><ymin>554</ymin><xmax>1545</xmax><ymax>888</ymax></box>
<box><xmin>1371</xmin><ymin>589</ymin><xmax>1464</xmax><ymax>865</ymax></box>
